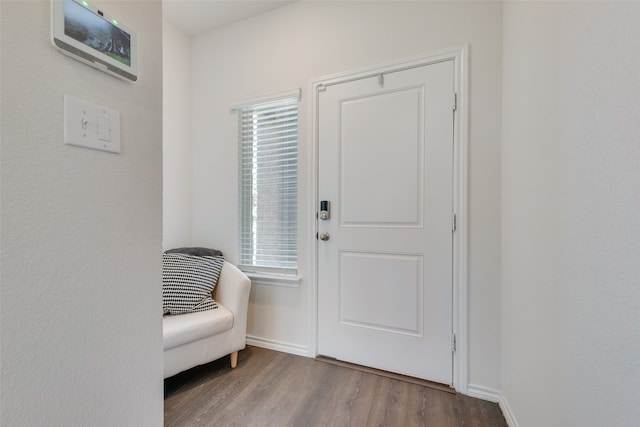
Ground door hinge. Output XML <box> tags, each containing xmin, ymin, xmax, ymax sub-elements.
<box><xmin>452</xmin><ymin>213</ymin><xmax>457</xmax><ymax>232</ymax></box>
<box><xmin>451</xmin><ymin>333</ymin><xmax>457</xmax><ymax>352</ymax></box>
<box><xmin>317</xmin><ymin>84</ymin><xmax>327</xmax><ymax>92</ymax></box>
<box><xmin>452</xmin><ymin>92</ymin><xmax>457</xmax><ymax>111</ymax></box>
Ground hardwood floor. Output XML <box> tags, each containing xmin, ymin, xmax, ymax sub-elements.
<box><xmin>164</xmin><ymin>346</ymin><xmax>507</xmax><ymax>427</ymax></box>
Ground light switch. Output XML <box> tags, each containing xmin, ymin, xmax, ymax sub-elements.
<box><xmin>97</xmin><ymin>116</ymin><xmax>111</xmax><ymax>141</ymax></box>
<box><xmin>64</xmin><ymin>95</ymin><xmax>121</xmax><ymax>153</ymax></box>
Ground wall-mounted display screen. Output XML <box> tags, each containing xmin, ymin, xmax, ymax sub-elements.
<box><xmin>51</xmin><ymin>0</ymin><xmax>138</xmax><ymax>81</ymax></box>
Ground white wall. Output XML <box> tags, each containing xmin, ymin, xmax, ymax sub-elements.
<box><xmin>501</xmin><ymin>2</ymin><xmax>640</xmax><ymax>426</ymax></box>
<box><xmin>189</xmin><ymin>1</ymin><xmax>503</xmax><ymax>391</ymax></box>
<box><xmin>1</xmin><ymin>1</ymin><xmax>164</xmax><ymax>425</ymax></box>
<box><xmin>163</xmin><ymin>18</ymin><xmax>193</xmax><ymax>250</ymax></box>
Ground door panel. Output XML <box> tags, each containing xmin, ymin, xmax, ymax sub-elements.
<box><xmin>339</xmin><ymin>251</ymin><xmax>423</xmax><ymax>336</ymax></box>
<box><xmin>340</xmin><ymin>88</ymin><xmax>423</xmax><ymax>226</ymax></box>
<box><xmin>317</xmin><ymin>60</ymin><xmax>454</xmax><ymax>384</ymax></box>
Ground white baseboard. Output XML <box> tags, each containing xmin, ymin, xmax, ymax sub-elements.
<box><xmin>499</xmin><ymin>393</ymin><xmax>520</xmax><ymax>427</ymax></box>
<box><xmin>466</xmin><ymin>383</ymin><xmax>501</xmax><ymax>403</ymax></box>
<box><xmin>246</xmin><ymin>335</ymin><xmax>310</xmax><ymax>357</ymax></box>
<box><xmin>466</xmin><ymin>385</ymin><xmax>519</xmax><ymax>427</ymax></box>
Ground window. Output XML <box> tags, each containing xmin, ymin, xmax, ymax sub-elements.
<box><xmin>237</xmin><ymin>92</ymin><xmax>299</xmax><ymax>278</ymax></box>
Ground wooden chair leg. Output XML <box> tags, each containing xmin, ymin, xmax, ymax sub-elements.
<box><xmin>230</xmin><ymin>351</ymin><xmax>238</xmax><ymax>368</ymax></box>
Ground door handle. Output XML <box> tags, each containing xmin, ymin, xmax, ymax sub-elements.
<box><xmin>319</xmin><ymin>232</ymin><xmax>330</xmax><ymax>241</ymax></box>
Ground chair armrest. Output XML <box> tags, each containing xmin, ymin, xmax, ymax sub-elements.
<box><xmin>215</xmin><ymin>261</ymin><xmax>251</xmax><ymax>336</ymax></box>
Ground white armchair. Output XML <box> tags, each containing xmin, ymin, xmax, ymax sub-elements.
<box><xmin>163</xmin><ymin>261</ymin><xmax>251</xmax><ymax>378</ymax></box>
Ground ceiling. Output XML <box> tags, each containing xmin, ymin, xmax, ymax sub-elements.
<box><xmin>163</xmin><ymin>0</ymin><xmax>296</xmax><ymax>37</ymax></box>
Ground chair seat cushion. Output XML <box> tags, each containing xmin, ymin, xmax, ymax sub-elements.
<box><xmin>163</xmin><ymin>303</ymin><xmax>233</xmax><ymax>350</ymax></box>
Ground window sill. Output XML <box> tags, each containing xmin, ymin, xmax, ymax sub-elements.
<box><xmin>244</xmin><ymin>272</ymin><xmax>302</xmax><ymax>288</ymax></box>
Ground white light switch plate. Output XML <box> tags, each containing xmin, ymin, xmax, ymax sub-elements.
<box><xmin>64</xmin><ymin>95</ymin><xmax>121</xmax><ymax>153</ymax></box>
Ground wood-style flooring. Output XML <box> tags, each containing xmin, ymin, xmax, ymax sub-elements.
<box><xmin>164</xmin><ymin>346</ymin><xmax>507</xmax><ymax>427</ymax></box>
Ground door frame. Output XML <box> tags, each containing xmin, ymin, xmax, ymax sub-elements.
<box><xmin>307</xmin><ymin>45</ymin><xmax>469</xmax><ymax>393</ymax></box>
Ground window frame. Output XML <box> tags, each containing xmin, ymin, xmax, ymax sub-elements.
<box><xmin>233</xmin><ymin>89</ymin><xmax>301</xmax><ymax>286</ymax></box>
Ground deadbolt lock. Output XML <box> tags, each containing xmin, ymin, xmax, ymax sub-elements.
<box><xmin>319</xmin><ymin>200</ymin><xmax>330</xmax><ymax>220</ymax></box>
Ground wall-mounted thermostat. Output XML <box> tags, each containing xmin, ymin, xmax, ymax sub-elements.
<box><xmin>64</xmin><ymin>95</ymin><xmax>121</xmax><ymax>153</ymax></box>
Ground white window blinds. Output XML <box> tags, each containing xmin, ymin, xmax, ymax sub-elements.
<box><xmin>238</xmin><ymin>95</ymin><xmax>298</xmax><ymax>275</ymax></box>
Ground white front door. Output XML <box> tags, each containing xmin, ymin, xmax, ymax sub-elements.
<box><xmin>317</xmin><ymin>60</ymin><xmax>455</xmax><ymax>384</ymax></box>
